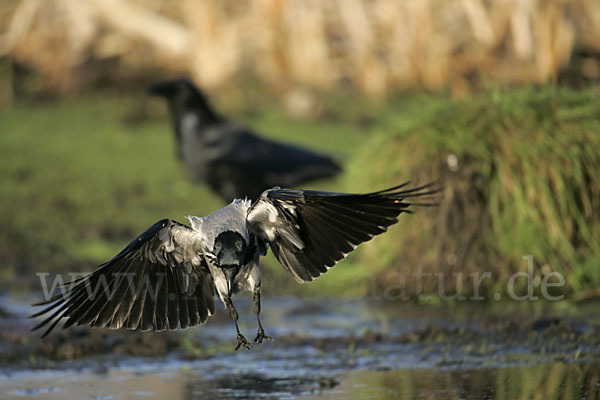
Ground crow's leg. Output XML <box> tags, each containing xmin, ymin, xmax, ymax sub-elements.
<box><xmin>253</xmin><ymin>286</ymin><xmax>272</xmax><ymax>344</ymax></box>
<box><xmin>223</xmin><ymin>295</ymin><xmax>251</xmax><ymax>350</ymax></box>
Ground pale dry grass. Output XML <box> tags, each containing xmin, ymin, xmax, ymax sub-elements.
<box><xmin>1</xmin><ymin>0</ymin><xmax>598</xmax><ymax>95</ymax></box>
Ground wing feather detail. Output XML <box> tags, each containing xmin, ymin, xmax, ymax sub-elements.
<box><xmin>31</xmin><ymin>219</ymin><xmax>215</xmax><ymax>336</ymax></box>
<box><xmin>248</xmin><ymin>182</ymin><xmax>439</xmax><ymax>282</ymax></box>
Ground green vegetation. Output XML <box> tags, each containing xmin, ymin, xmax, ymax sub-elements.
<box><xmin>1</xmin><ymin>86</ymin><xmax>599</xmax><ymax>297</ymax></box>
<box><xmin>0</xmin><ymin>92</ymin><xmax>366</xmax><ymax>292</ymax></box>
<box><xmin>345</xmin><ymin>85</ymin><xmax>600</xmax><ymax>297</ymax></box>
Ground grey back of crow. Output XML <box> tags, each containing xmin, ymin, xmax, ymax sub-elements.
<box><xmin>31</xmin><ymin>182</ymin><xmax>438</xmax><ymax>350</ymax></box>
<box><xmin>147</xmin><ymin>79</ymin><xmax>342</xmax><ymax>201</ymax></box>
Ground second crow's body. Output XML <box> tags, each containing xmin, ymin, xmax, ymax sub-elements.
<box><xmin>32</xmin><ymin>182</ymin><xmax>438</xmax><ymax>350</ymax></box>
<box><xmin>148</xmin><ymin>79</ymin><xmax>342</xmax><ymax>201</ymax></box>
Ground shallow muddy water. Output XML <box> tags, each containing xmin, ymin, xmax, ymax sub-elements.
<box><xmin>3</xmin><ymin>359</ymin><xmax>599</xmax><ymax>399</ymax></box>
<box><xmin>1</xmin><ymin>297</ymin><xmax>600</xmax><ymax>399</ymax></box>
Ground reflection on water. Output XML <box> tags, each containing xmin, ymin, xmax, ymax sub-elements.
<box><xmin>2</xmin><ymin>297</ymin><xmax>600</xmax><ymax>399</ymax></box>
<box><xmin>186</xmin><ymin>373</ymin><xmax>320</xmax><ymax>399</ymax></box>
<box><xmin>2</xmin><ymin>361</ymin><xmax>599</xmax><ymax>400</ymax></box>
<box><xmin>306</xmin><ymin>362</ymin><xmax>600</xmax><ymax>400</ymax></box>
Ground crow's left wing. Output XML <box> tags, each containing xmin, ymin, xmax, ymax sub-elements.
<box><xmin>31</xmin><ymin>219</ymin><xmax>215</xmax><ymax>337</ymax></box>
<box><xmin>247</xmin><ymin>182</ymin><xmax>439</xmax><ymax>283</ymax></box>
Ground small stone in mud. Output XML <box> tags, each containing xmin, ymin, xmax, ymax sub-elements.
<box><xmin>319</xmin><ymin>376</ymin><xmax>339</xmax><ymax>389</ymax></box>
<box><xmin>360</xmin><ymin>330</ymin><xmax>383</xmax><ymax>343</ymax></box>
<box><xmin>531</xmin><ymin>318</ymin><xmax>562</xmax><ymax>332</ymax></box>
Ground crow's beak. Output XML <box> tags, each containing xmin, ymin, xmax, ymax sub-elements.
<box><xmin>222</xmin><ymin>266</ymin><xmax>238</xmax><ymax>295</ymax></box>
<box><xmin>145</xmin><ymin>83</ymin><xmax>169</xmax><ymax>97</ymax></box>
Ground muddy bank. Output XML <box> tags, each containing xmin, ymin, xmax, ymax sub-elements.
<box><xmin>2</xmin><ymin>297</ymin><xmax>600</xmax><ymax>399</ymax></box>
<box><xmin>2</xmin><ymin>297</ymin><xmax>600</xmax><ymax>371</ymax></box>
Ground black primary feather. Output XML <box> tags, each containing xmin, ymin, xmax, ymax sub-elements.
<box><xmin>31</xmin><ymin>219</ymin><xmax>214</xmax><ymax>337</ymax></box>
<box><xmin>247</xmin><ymin>181</ymin><xmax>440</xmax><ymax>282</ymax></box>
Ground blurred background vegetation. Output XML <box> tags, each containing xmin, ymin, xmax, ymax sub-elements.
<box><xmin>0</xmin><ymin>0</ymin><xmax>599</xmax><ymax>299</ymax></box>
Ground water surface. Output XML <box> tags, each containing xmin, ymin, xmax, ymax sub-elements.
<box><xmin>2</xmin><ymin>297</ymin><xmax>600</xmax><ymax>399</ymax></box>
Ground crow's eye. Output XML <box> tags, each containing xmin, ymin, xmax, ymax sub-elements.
<box><xmin>214</xmin><ymin>242</ymin><xmax>221</xmax><ymax>252</ymax></box>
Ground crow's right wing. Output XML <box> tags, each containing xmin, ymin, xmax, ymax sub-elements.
<box><xmin>247</xmin><ymin>182</ymin><xmax>439</xmax><ymax>283</ymax></box>
<box><xmin>31</xmin><ymin>219</ymin><xmax>215</xmax><ymax>337</ymax></box>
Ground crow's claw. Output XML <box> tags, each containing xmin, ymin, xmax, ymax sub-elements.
<box><xmin>254</xmin><ymin>328</ymin><xmax>273</xmax><ymax>344</ymax></box>
<box><xmin>235</xmin><ymin>333</ymin><xmax>252</xmax><ymax>351</ymax></box>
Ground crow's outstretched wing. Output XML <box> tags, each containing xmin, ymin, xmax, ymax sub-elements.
<box><xmin>247</xmin><ymin>182</ymin><xmax>439</xmax><ymax>283</ymax></box>
<box><xmin>31</xmin><ymin>219</ymin><xmax>215</xmax><ymax>337</ymax></box>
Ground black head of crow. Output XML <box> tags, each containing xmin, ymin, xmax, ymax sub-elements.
<box><xmin>147</xmin><ymin>79</ymin><xmax>219</xmax><ymax>127</ymax></box>
<box><xmin>31</xmin><ymin>182</ymin><xmax>439</xmax><ymax>350</ymax></box>
<box><xmin>147</xmin><ymin>79</ymin><xmax>342</xmax><ymax>202</ymax></box>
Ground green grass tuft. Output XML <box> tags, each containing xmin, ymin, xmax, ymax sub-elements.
<box><xmin>346</xmin><ymin>85</ymin><xmax>600</xmax><ymax>296</ymax></box>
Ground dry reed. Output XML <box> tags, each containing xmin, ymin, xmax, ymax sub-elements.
<box><xmin>1</xmin><ymin>0</ymin><xmax>598</xmax><ymax>95</ymax></box>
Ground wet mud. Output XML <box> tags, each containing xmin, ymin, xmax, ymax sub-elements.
<box><xmin>1</xmin><ymin>297</ymin><xmax>600</xmax><ymax>399</ymax></box>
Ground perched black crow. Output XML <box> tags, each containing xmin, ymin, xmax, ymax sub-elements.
<box><xmin>147</xmin><ymin>79</ymin><xmax>342</xmax><ymax>201</ymax></box>
<box><xmin>31</xmin><ymin>182</ymin><xmax>438</xmax><ymax>350</ymax></box>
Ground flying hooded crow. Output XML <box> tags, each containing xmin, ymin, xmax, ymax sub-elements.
<box><xmin>31</xmin><ymin>182</ymin><xmax>438</xmax><ymax>350</ymax></box>
<box><xmin>147</xmin><ymin>79</ymin><xmax>342</xmax><ymax>201</ymax></box>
